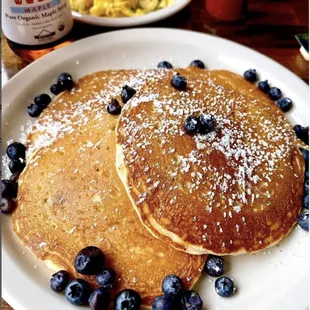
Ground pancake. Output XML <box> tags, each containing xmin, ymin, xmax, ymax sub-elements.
<box><xmin>12</xmin><ymin>69</ymin><xmax>206</xmax><ymax>307</ymax></box>
<box><xmin>116</xmin><ymin>68</ymin><xmax>305</xmax><ymax>255</ymax></box>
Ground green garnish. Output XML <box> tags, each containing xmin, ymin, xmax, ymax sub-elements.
<box><xmin>295</xmin><ymin>34</ymin><xmax>309</xmax><ymax>52</ymax></box>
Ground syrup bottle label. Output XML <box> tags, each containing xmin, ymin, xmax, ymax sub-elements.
<box><xmin>2</xmin><ymin>0</ymin><xmax>74</xmax><ymax>46</ymax></box>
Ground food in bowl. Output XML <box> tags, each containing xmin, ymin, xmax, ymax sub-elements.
<box><xmin>70</xmin><ymin>0</ymin><xmax>175</xmax><ymax>17</ymax></box>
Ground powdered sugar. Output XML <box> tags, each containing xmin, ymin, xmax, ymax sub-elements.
<box><xmin>118</xmin><ymin>69</ymin><xmax>299</xmax><ymax>249</ymax></box>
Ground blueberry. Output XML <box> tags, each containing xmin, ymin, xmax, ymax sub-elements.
<box><xmin>89</xmin><ymin>287</ymin><xmax>110</xmax><ymax>310</ymax></box>
<box><xmin>300</xmin><ymin>149</ymin><xmax>309</xmax><ymax>170</ymax></box>
<box><xmin>189</xmin><ymin>60</ymin><xmax>205</xmax><ymax>69</ymax></box>
<box><xmin>121</xmin><ymin>85</ymin><xmax>136</xmax><ymax>104</ymax></box>
<box><xmin>1</xmin><ymin>179</ymin><xmax>18</xmax><ymax>199</ymax></box>
<box><xmin>34</xmin><ymin>94</ymin><xmax>51</xmax><ymax>109</ymax></box>
<box><xmin>243</xmin><ymin>69</ymin><xmax>257</xmax><ymax>82</ymax></box>
<box><xmin>10</xmin><ymin>172</ymin><xmax>21</xmax><ymax>183</ymax></box>
<box><xmin>180</xmin><ymin>290</ymin><xmax>203</xmax><ymax>310</ymax></box>
<box><xmin>268</xmin><ymin>87</ymin><xmax>282</xmax><ymax>100</ymax></box>
<box><xmin>298</xmin><ymin>210</ymin><xmax>309</xmax><ymax>231</ymax></box>
<box><xmin>303</xmin><ymin>195</ymin><xmax>309</xmax><ymax>210</ymax></box>
<box><xmin>9</xmin><ymin>160</ymin><xmax>26</xmax><ymax>174</ymax></box>
<box><xmin>27</xmin><ymin>103</ymin><xmax>43</xmax><ymax>117</ymax></box>
<box><xmin>258</xmin><ymin>80</ymin><xmax>270</xmax><ymax>93</ymax></box>
<box><xmin>57</xmin><ymin>73</ymin><xmax>74</xmax><ymax>90</ymax></box>
<box><xmin>114</xmin><ymin>289</ymin><xmax>141</xmax><ymax>310</ymax></box>
<box><xmin>294</xmin><ymin>125</ymin><xmax>309</xmax><ymax>134</ymax></box>
<box><xmin>65</xmin><ymin>279</ymin><xmax>91</xmax><ymax>306</ymax></box>
<box><xmin>198</xmin><ymin>114</ymin><xmax>217</xmax><ymax>134</ymax></box>
<box><xmin>215</xmin><ymin>277</ymin><xmax>236</xmax><ymax>297</ymax></box>
<box><xmin>305</xmin><ymin>180</ymin><xmax>309</xmax><ymax>196</ymax></box>
<box><xmin>74</xmin><ymin>246</ymin><xmax>105</xmax><ymax>275</ymax></box>
<box><xmin>162</xmin><ymin>275</ymin><xmax>183</xmax><ymax>297</ymax></box>
<box><xmin>107</xmin><ymin>98</ymin><xmax>122</xmax><ymax>115</ymax></box>
<box><xmin>184</xmin><ymin>116</ymin><xmax>199</xmax><ymax>135</ymax></box>
<box><xmin>158</xmin><ymin>61</ymin><xmax>173</xmax><ymax>69</ymax></box>
<box><xmin>50</xmin><ymin>83</ymin><xmax>65</xmax><ymax>95</ymax></box>
<box><xmin>96</xmin><ymin>268</ymin><xmax>116</xmax><ymax>289</ymax></box>
<box><xmin>277</xmin><ymin>97</ymin><xmax>293</xmax><ymax>112</ymax></box>
<box><xmin>152</xmin><ymin>295</ymin><xmax>178</xmax><ymax>310</ymax></box>
<box><xmin>171</xmin><ymin>73</ymin><xmax>187</xmax><ymax>91</ymax></box>
<box><xmin>50</xmin><ymin>270</ymin><xmax>70</xmax><ymax>292</ymax></box>
<box><xmin>1</xmin><ymin>198</ymin><xmax>16</xmax><ymax>214</ymax></box>
<box><xmin>6</xmin><ymin>142</ymin><xmax>26</xmax><ymax>160</ymax></box>
<box><xmin>204</xmin><ymin>254</ymin><xmax>224</xmax><ymax>277</ymax></box>
<box><xmin>294</xmin><ymin>125</ymin><xmax>309</xmax><ymax>145</ymax></box>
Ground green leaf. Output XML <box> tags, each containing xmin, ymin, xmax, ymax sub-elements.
<box><xmin>295</xmin><ymin>34</ymin><xmax>309</xmax><ymax>52</ymax></box>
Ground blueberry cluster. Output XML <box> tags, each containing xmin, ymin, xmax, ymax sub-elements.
<box><xmin>1</xmin><ymin>142</ymin><xmax>27</xmax><ymax>214</ymax></box>
<box><xmin>50</xmin><ymin>246</ymin><xmax>141</xmax><ymax>310</ymax></box>
<box><xmin>244</xmin><ymin>71</ymin><xmax>309</xmax><ymax>231</ymax></box>
<box><xmin>243</xmin><ymin>69</ymin><xmax>293</xmax><ymax>112</ymax></box>
<box><xmin>204</xmin><ymin>255</ymin><xmax>236</xmax><ymax>298</ymax></box>
<box><xmin>27</xmin><ymin>73</ymin><xmax>74</xmax><ymax>118</ymax></box>
<box><xmin>50</xmin><ymin>249</ymin><xmax>238</xmax><ymax>309</ymax></box>
<box><xmin>298</xmin><ymin>146</ymin><xmax>309</xmax><ymax>232</ymax></box>
<box><xmin>157</xmin><ymin>59</ymin><xmax>206</xmax><ymax>70</ymax></box>
<box><xmin>160</xmin><ymin>59</ymin><xmax>206</xmax><ymax>93</ymax></box>
<box><xmin>152</xmin><ymin>274</ymin><xmax>203</xmax><ymax>309</ymax></box>
<box><xmin>292</xmin><ymin>126</ymin><xmax>309</xmax><ymax>231</ymax></box>
<box><xmin>106</xmin><ymin>85</ymin><xmax>137</xmax><ymax>116</ymax></box>
<box><xmin>184</xmin><ymin>114</ymin><xmax>217</xmax><ymax>135</ymax></box>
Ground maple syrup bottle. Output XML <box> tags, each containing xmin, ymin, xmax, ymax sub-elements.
<box><xmin>2</xmin><ymin>0</ymin><xmax>74</xmax><ymax>62</ymax></box>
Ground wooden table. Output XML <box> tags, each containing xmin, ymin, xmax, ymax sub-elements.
<box><xmin>1</xmin><ymin>0</ymin><xmax>308</xmax><ymax>309</ymax></box>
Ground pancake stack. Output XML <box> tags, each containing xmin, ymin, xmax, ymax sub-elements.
<box><xmin>13</xmin><ymin>67</ymin><xmax>304</xmax><ymax>306</ymax></box>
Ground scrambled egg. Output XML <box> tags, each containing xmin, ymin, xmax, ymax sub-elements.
<box><xmin>70</xmin><ymin>0</ymin><xmax>175</xmax><ymax>17</ymax></box>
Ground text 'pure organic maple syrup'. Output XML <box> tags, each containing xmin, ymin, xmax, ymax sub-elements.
<box><xmin>2</xmin><ymin>0</ymin><xmax>74</xmax><ymax>62</ymax></box>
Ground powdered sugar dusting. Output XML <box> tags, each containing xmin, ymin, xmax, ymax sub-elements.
<box><xmin>117</xmin><ymin>68</ymin><xmax>300</xmax><ymax>252</ymax></box>
<box><xmin>3</xmin><ymin>70</ymin><xmax>168</xmax><ymax>173</ymax></box>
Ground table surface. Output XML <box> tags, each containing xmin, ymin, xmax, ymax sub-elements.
<box><xmin>1</xmin><ymin>0</ymin><xmax>308</xmax><ymax>309</ymax></box>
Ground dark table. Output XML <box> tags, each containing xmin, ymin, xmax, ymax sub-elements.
<box><xmin>1</xmin><ymin>0</ymin><xmax>308</xmax><ymax>309</ymax></box>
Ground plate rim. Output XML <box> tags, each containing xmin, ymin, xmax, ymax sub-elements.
<box><xmin>2</xmin><ymin>27</ymin><xmax>309</xmax><ymax>310</ymax></box>
<box><xmin>71</xmin><ymin>0</ymin><xmax>192</xmax><ymax>27</ymax></box>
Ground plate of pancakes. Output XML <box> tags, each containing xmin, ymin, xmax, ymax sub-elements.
<box><xmin>2</xmin><ymin>28</ymin><xmax>309</xmax><ymax>310</ymax></box>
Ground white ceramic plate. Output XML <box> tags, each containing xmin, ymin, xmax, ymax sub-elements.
<box><xmin>71</xmin><ymin>0</ymin><xmax>191</xmax><ymax>27</ymax></box>
<box><xmin>2</xmin><ymin>28</ymin><xmax>309</xmax><ymax>310</ymax></box>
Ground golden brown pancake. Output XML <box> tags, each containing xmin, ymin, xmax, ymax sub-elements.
<box><xmin>116</xmin><ymin>68</ymin><xmax>305</xmax><ymax>255</ymax></box>
<box><xmin>12</xmin><ymin>70</ymin><xmax>206</xmax><ymax>306</ymax></box>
